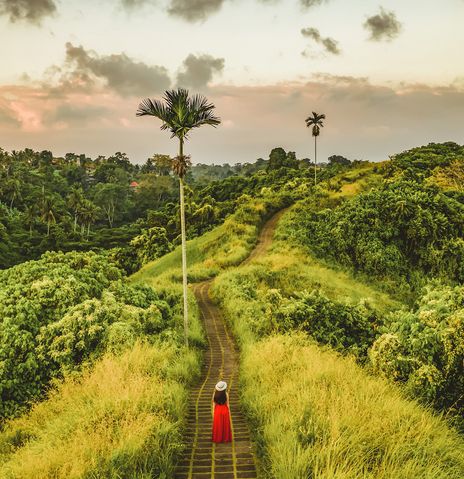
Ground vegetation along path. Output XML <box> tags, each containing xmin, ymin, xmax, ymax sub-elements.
<box><xmin>175</xmin><ymin>211</ymin><xmax>285</xmax><ymax>479</ymax></box>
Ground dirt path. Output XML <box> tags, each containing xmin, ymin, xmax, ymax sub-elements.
<box><xmin>174</xmin><ymin>210</ymin><xmax>285</xmax><ymax>479</ymax></box>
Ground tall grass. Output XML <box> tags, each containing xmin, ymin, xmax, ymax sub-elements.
<box><xmin>211</xmin><ymin>205</ymin><xmax>464</xmax><ymax>478</ymax></box>
<box><xmin>0</xmin><ymin>341</ymin><xmax>200</xmax><ymax>479</ymax></box>
<box><xmin>241</xmin><ymin>334</ymin><xmax>464</xmax><ymax>478</ymax></box>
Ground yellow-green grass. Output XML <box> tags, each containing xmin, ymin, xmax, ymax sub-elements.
<box><xmin>210</xmin><ymin>204</ymin><xmax>464</xmax><ymax>478</ymax></box>
<box><xmin>211</xmin><ymin>238</ymin><xmax>401</xmax><ymax>349</ymax></box>
<box><xmin>130</xmin><ymin>195</ymin><xmax>285</xmax><ymax>288</ymax></box>
<box><xmin>241</xmin><ymin>334</ymin><xmax>464</xmax><ymax>479</ymax></box>
<box><xmin>255</xmin><ymin>242</ymin><xmax>399</xmax><ymax>314</ymax></box>
<box><xmin>323</xmin><ymin>162</ymin><xmax>384</xmax><ymax>201</ymax></box>
<box><xmin>130</xmin><ymin>216</ymin><xmax>256</xmax><ymax>286</ymax></box>
<box><xmin>0</xmin><ymin>341</ymin><xmax>201</xmax><ymax>479</ymax></box>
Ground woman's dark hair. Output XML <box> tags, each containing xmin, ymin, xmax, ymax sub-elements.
<box><xmin>214</xmin><ymin>389</ymin><xmax>227</xmax><ymax>405</ymax></box>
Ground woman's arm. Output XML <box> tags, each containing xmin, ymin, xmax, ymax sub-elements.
<box><xmin>226</xmin><ymin>391</ymin><xmax>229</xmax><ymax>407</ymax></box>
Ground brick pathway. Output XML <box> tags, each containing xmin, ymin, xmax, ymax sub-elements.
<box><xmin>174</xmin><ymin>210</ymin><xmax>286</xmax><ymax>479</ymax></box>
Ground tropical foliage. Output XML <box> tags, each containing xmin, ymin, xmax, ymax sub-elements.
<box><xmin>0</xmin><ymin>251</ymin><xmax>177</xmax><ymax>420</ymax></box>
<box><xmin>370</xmin><ymin>282</ymin><xmax>464</xmax><ymax>418</ymax></box>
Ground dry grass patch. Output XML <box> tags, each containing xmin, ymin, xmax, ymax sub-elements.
<box><xmin>0</xmin><ymin>342</ymin><xmax>200</xmax><ymax>479</ymax></box>
<box><xmin>242</xmin><ymin>334</ymin><xmax>464</xmax><ymax>479</ymax></box>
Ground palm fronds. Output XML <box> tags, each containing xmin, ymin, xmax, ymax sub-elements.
<box><xmin>305</xmin><ymin>111</ymin><xmax>326</xmax><ymax>135</ymax></box>
<box><xmin>136</xmin><ymin>88</ymin><xmax>220</xmax><ymax>140</ymax></box>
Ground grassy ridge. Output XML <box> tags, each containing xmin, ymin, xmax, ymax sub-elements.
<box><xmin>211</xmin><ymin>239</ymin><xmax>400</xmax><ymax>350</ymax></box>
<box><xmin>130</xmin><ymin>193</ymin><xmax>289</xmax><ymax>286</ymax></box>
<box><xmin>211</xmin><ymin>206</ymin><xmax>464</xmax><ymax>478</ymax></box>
<box><xmin>0</xmin><ymin>342</ymin><xmax>200</xmax><ymax>479</ymax></box>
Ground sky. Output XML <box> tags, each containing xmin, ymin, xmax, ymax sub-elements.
<box><xmin>0</xmin><ymin>0</ymin><xmax>463</xmax><ymax>165</ymax></box>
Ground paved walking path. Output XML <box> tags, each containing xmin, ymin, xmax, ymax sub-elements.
<box><xmin>174</xmin><ymin>210</ymin><xmax>286</xmax><ymax>479</ymax></box>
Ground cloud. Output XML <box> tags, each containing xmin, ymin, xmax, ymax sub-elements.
<box><xmin>301</xmin><ymin>27</ymin><xmax>341</xmax><ymax>55</ymax></box>
<box><xmin>364</xmin><ymin>7</ymin><xmax>402</xmax><ymax>41</ymax></box>
<box><xmin>120</xmin><ymin>0</ymin><xmax>155</xmax><ymax>9</ymax></box>
<box><xmin>63</xmin><ymin>42</ymin><xmax>171</xmax><ymax>96</ymax></box>
<box><xmin>167</xmin><ymin>0</ymin><xmax>225</xmax><ymax>22</ymax></box>
<box><xmin>176</xmin><ymin>54</ymin><xmax>225</xmax><ymax>89</ymax></box>
<box><xmin>43</xmin><ymin>104</ymin><xmax>108</xmax><ymax>127</ymax></box>
<box><xmin>0</xmin><ymin>0</ymin><xmax>56</xmax><ymax>24</ymax></box>
<box><xmin>300</xmin><ymin>0</ymin><xmax>328</xmax><ymax>8</ymax></box>
<box><xmin>0</xmin><ymin>104</ymin><xmax>20</xmax><ymax>127</ymax></box>
<box><xmin>122</xmin><ymin>0</ymin><xmax>330</xmax><ymax>23</ymax></box>
<box><xmin>0</xmin><ymin>78</ymin><xmax>463</xmax><ymax>168</ymax></box>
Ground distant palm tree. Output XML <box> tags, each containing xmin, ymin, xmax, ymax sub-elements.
<box><xmin>79</xmin><ymin>200</ymin><xmax>100</xmax><ymax>237</ymax></box>
<box><xmin>67</xmin><ymin>186</ymin><xmax>84</xmax><ymax>233</ymax></box>
<box><xmin>40</xmin><ymin>197</ymin><xmax>56</xmax><ymax>236</ymax></box>
<box><xmin>24</xmin><ymin>204</ymin><xmax>38</xmax><ymax>237</ymax></box>
<box><xmin>137</xmin><ymin>88</ymin><xmax>221</xmax><ymax>347</ymax></box>
<box><xmin>5</xmin><ymin>177</ymin><xmax>21</xmax><ymax>209</ymax></box>
<box><xmin>305</xmin><ymin>112</ymin><xmax>326</xmax><ymax>186</ymax></box>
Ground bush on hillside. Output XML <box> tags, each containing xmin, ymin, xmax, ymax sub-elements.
<box><xmin>370</xmin><ymin>283</ymin><xmax>464</xmax><ymax>418</ymax></box>
<box><xmin>385</xmin><ymin>142</ymin><xmax>464</xmax><ymax>182</ymax></box>
<box><xmin>267</xmin><ymin>289</ymin><xmax>379</xmax><ymax>356</ymax></box>
<box><xmin>291</xmin><ymin>181</ymin><xmax>464</xmax><ymax>288</ymax></box>
<box><xmin>0</xmin><ymin>251</ymin><xmax>172</xmax><ymax>420</ymax></box>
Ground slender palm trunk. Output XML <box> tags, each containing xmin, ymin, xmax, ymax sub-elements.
<box><xmin>314</xmin><ymin>135</ymin><xmax>317</xmax><ymax>186</ymax></box>
<box><xmin>179</xmin><ymin>138</ymin><xmax>189</xmax><ymax>348</ymax></box>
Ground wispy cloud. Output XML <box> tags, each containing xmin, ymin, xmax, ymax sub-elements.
<box><xmin>301</xmin><ymin>27</ymin><xmax>341</xmax><ymax>55</ymax></box>
<box><xmin>120</xmin><ymin>0</ymin><xmax>330</xmax><ymax>22</ymax></box>
<box><xmin>0</xmin><ymin>102</ymin><xmax>20</xmax><ymax>126</ymax></box>
<box><xmin>42</xmin><ymin>104</ymin><xmax>109</xmax><ymax>127</ymax></box>
<box><xmin>300</xmin><ymin>0</ymin><xmax>328</xmax><ymax>9</ymax></box>
<box><xmin>364</xmin><ymin>7</ymin><xmax>402</xmax><ymax>41</ymax></box>
<box><xmin>1</xmin><ymin>77</ymin><xmax>463</xmax><ymax>165</ymax></box>
<box><xmin>119</xmin><ymin>0</ymin><xmax>156</xmax><ymax>10</ymax></box>
<box><xmin>0</xmin><ymin>0</ymin><xmax>56</xmax><ymax>24</ymax></box>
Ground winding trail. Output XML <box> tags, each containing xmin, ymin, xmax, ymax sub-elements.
<box><xmin>174</xmin><ymin>210</ymin><xmax>286</xmax><ymax>479</ymax></box>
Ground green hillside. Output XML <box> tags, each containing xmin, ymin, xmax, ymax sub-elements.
<box><xmin>1</xmin><ymin>143</ymin><xmax>463</xmax><ymax>478</ymax></box>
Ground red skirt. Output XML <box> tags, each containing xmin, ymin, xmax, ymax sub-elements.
<box><xmin>212</xmin><ymin>404</ymin><xmax>232</xmax><ymax>443</ymax></box>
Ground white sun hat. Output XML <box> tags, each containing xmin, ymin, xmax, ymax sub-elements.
<box><xmin>215</xmin><ymin>381</ymin><xmax>227</xmax><ymax>391</ymax></box>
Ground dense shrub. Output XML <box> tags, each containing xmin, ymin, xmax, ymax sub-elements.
<box><xmin>212</xmin><ymin>264</ymin><xmax>379</xmax><ymax>357</ymax></box>
<box><xmin>0</xmin><ymin>251</ymin><xmax>172</xmax><ymax>420</ymax></box>
<box><xmin>370</xmin><ymin>283</ymin><xmax>464</xmax><ymax>419</ymax></box>
<box><xmin>290</xmin><ymin>181</ymin><xmax>464</xmax><ymax>289</ymax></box>
<box><xmin>267</xmin><ymin>289</ymin><xmax>379</xmax><ymax>356</ymax></box>
<box><xmin>385</xmin><ymin>142</ymin><xmax>464</xmax><ymax>182</ymax></box>
<box><xmin>130</xmin><ymin>226</ymin><xmax>173</xmax><ymax>265</ymax></box>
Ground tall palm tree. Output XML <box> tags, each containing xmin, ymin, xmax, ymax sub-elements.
<box><xmin>305</xmin><ymin>112</ymin><xmax>326</xmax><ymax>186</ymax></box>
<box><xmin>137</xmin><ymin>88</ymin><xmax>221</xmax><ymax>347</ymax></box>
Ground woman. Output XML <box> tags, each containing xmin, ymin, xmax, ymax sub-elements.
<box><xmin>211</xmin><ymin>380</ymin><xmax>232</xmax><ymax>443</ymax></box>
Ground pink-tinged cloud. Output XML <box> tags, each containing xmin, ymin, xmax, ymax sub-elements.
<box><xmin>0</xmin><ymin>76</ymin><xmax>463</xmax><ymax>164</ymax></box>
